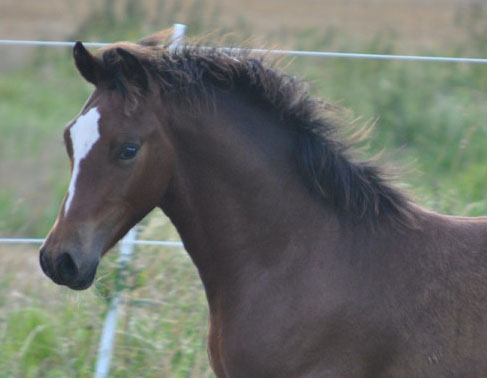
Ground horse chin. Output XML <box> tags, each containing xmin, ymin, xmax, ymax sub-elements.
<box><xmin>65</xmin><ymin>275</ymin><xmax>96</xmax><ymax>291</ymax></box>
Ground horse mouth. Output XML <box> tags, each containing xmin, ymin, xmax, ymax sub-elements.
<box><xmin>48</xmin><ymin>267</ymin><xmax>98</xmax><ymax>290</ymax></box>
<box><xmin>49</xmin><ymin>269</ymin><xmax>96</xmax><ymax>291</ymax></box>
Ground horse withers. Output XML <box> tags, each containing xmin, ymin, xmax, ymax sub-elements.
<box><xmin>39</xmin><ymin>34</ymin><xmax>487</xmax><ymax>377</ymax></box>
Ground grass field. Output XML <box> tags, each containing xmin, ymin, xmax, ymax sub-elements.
<box><xmin>0</xmin><ymin>1</ymin><xmax>485</xmax><ymax>376</ymax></box>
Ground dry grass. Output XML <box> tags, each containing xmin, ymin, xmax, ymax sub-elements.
<box><xmin>0</xmin><ymin>0</ymin><xmax>471</xmax><ymax>69</ymax></box>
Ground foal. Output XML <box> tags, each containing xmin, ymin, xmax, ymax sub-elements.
<box><xmin>40</xmin><ymin>35</ymin><xmax>487</xmax><ymax>377</ymax></box>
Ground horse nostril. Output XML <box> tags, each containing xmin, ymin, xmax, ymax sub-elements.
<box><xmin>39</xmin><ymin>247</ymin><xmax>51</xmax><ymax>277</ymax></box>
<box><xmin>57</xmin><ymin>252</ymin><xmax>79</xmax><ymax>283</ymax></box>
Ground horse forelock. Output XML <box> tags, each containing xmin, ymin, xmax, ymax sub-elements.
<box><xmin>93</xmin><ymin>36</ymin><xmax>415</xmax><ymax>228</ymax></box>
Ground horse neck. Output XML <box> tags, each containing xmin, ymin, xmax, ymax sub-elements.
<box><xmin>159</xmin><ymin>92</ymin><xmax>340</xmax><ymax>299</ymax></box>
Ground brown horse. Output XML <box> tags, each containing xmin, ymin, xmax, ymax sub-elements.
<box><xmin>39</xmin><ymin>34</ymin><xmax>487</xmax><ymax>377</ymax></box>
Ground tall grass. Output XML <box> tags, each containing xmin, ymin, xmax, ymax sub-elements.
<box><xmin>0</xmin><ymin>1</ymin><xmax>485</xmax><ymax>376</ymax></box>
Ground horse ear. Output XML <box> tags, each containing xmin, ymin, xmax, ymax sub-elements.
<box><xmin>73</xmin><ymin>41</ymin><xmax>104</xmax><ymax>86</ymax></box>
<box><xmin>115</xmin><ymin>48</ymin><xmax>149</xmax><ymax>91</ymax></box>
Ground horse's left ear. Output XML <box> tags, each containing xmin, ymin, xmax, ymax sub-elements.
<box><xmin>73</xmin><ymin>41</ymin><xmax>105</xmax><ymax>86</ymax></box>
<box><xmin>115</xmin><ymin>48</ymin><xmax>149</xmax><ymax>91</ymax></box>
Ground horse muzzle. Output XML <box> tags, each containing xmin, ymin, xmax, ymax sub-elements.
<box><xmin>39</xmin><ymin>246</ymin><xmax>99</xmax><ymax>290</ymax></box>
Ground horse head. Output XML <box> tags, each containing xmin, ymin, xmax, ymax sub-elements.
<box><xmin>39</xmin><ymin>41</ymin><xmax>174</xmax><ymax>290</ymax></box>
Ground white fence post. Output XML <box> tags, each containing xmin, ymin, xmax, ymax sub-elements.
<box><xmin>93</xmin><ymin>227</ymin><xmax>137</xmax><ymax>378</ymax></box>
<box><xmin>169</xmin><ymin>23</ymin><xmax>186</xmax><ymax>50</ymax></box>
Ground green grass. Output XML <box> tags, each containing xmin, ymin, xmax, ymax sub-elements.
<box><xmin>0</xmin><ymin>6</ymin><xmax>486</xmax><ymax>376</ymax></box>
<box><xmin>0</xmin><ymin>60</ymin><xmax>92</xmax><ymax>236</ymax></box>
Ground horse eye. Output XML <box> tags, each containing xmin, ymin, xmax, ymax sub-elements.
<box><xmin>118</xmin><ymin>143</ymin><xmax>139</xmax><ymax>160</ymax></box>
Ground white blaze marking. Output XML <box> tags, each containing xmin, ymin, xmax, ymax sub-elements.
<box><xmin>64</xmin><ymin>107</ymin><xmax>101</xmax><ymax>215</ymax></box>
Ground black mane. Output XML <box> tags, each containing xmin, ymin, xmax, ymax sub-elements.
<box><xmin>96</xmin><ymin>38</ymin><xmax>414</xmax><ymax>227</ymax></box>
